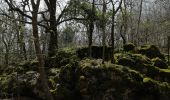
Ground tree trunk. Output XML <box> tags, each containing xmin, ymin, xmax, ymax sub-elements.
<box><xmin>110</xmin><ymin>0</ymin><xmax>122</xmax><ymax>63</ymax></box>
<box><xmin>111</xmin><ymin>8</ymin><xmax>115</xmax><ymax>63</ymax></box>
<box><xmin>88</xmin><ymin>0</ymin><xmax>95</xmax><ymax>58</ymax></box>
<box><xmin>136</xmin><ymin>0</ymin><xmax>143</xmax><ymax>45</ymax></box>
<box><xmin>5</xmin><ymin>48</ymin><xmax>9</xmax><ymax>67</ymax></box>
<box><xmin>122</xmin><ymin>0</ymin><xmax>128</xmax><ymax>44</ymax></box>
<box><xmin>102</xmin><ymin>0</ymin><xmax>106</xmax><ymax>63</ymax></box>
<box><xmin>120</xmin><ymin>24</ymin><xmax>126</xmax><ymax>45</ymax></box>
<box><xmin>32</xmin><ymin>13</ymin><xmax>53</xmax><ymax>100</ymax></box>
<box><xmin>48</xmin><ymin>0</ymin><xmax>58</xmax><ymax>57</ymax></box>
<box><xmin>31</xmin><ymin>0</ymin><xmax>54</xmax><ymax>99</ymax></box>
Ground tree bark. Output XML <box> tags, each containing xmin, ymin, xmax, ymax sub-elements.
<box><xmin>88</xmin><ymin>0</ymin><xmax>95</xmax><ymax>58</ymax></box>
<box><xmin>45</xmin><ymin>0</ymin><xmax>58</xmax><ymax>57</ymax></box>
<box><xmin>31</xmin><ymin>0</ymin><xmax>54</xmax><ymax>100</ymax></box>
<box><xmin>110</xmin><ymin>0</ymin><xmax>122</xmax><ymax>63</ymax></box>
<box><xmin>111</xmin><ymin>8</ymin><xmax>115</xmax><ymax>63</ymax></box>
<box><xmin>136</xmin><ymin>0</ymin><xmax>143</xmax><ymax>45</ymax></box>
<box><xmin>102</xmin><ymin>0</ymin><xmax>106</xmax><ymax>63</ymax></box>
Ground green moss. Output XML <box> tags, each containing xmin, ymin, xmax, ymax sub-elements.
<box><xmin>0</xmin><ymin>71</ymin><xmax>41</xmax><ymax>99</ymax></box>
<box><xmin>45</xmin><ymin>47</ymin><xmax>79</xmax><ymax>68</ymax></box>
<box><xmin>152</xmin><ymin>57</ymin><xmax>168</xmax><ymax>69</ymax></box>
<box><xmin>116</xmin><ymin>53</ymin><xmax>152</xmax><ymax>71</ymax></box>
<box><xmin>2</xmin><ymin>45</ymin><xmax>170</xmax><ymax>99</ymax></box>
<box><xmin>160</xmin><ymin>69</ymin><xmax>170</xmax><ymax>73</ymax></box>
<box><xmin>114</xmin><ymin>53</ymin><xmax>170</xmax><ymax>82</ymax></box>
<box><xmin>19</xmin><ymin>59</ymin><xmax>39</xmax><ymax>72</ymax></box>
<box><xmin>143</xmin><ymin>77</ymin><xmax>153</xmax><ymax>83</ymax></box>
<box><xmin>158</xmin><ymin>69</ymin><xmax>170</xmax><ymax>83</ymax></box>
<box><xmin>114</xmin><ymin>48</ymin><xmax>123</xmax><ymax>53</ymax></box>
<box><xmin>137</xmin><ymin>45</ymin><xmax>165</xmax><ymax>60</ymax></box>
<box><xmin>117</xmin><ymin>57</ymin><xmax>135</xmax><ymax>67</ymax></box>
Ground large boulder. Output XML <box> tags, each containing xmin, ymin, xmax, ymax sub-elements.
<box><xmin>115</xmin><ymin>53</ymin><xmax>152</xmax><ymax>72</ymax></box>
<box><xmin>56</xmin><ymin>59</ymin><xmax>170</xmax><ymax>100</ymax></box>
<box><xmin>152</xmin><ymin>57</ymin><xmax>168</xmax><ymax>69</ymax></box>
<box><xmin>76</xmin><ymin>46</ymin><xmax>112</xmax><ymax>61</ymax></box>
<box><xmin>0</xmin><ymin>71</ymin><xmax>42</xmax><ymax>99</ymax></box>
<box><xmin>45</xmin><ymin>47</ymin><xmax>79</xmax><ymax>68</ymax></box>
<box><xmin>123</xmin><ymin>43</ymin><xmax>135</xmax><ymax>52</ymax></box>
<box><xmin>115</xmin><ymin>53</ymin><xmax>170</xmax><ymax>83</ymax></box>
<box><xmin>137</xmin><ymin>45</ymin><xmax>165</xmax><ymax>60</ymax></box>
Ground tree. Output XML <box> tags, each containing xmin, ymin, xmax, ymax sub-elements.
<box><xmin>119</xmin><ymin>0</ymin><xmax>128</xmax><ymax>45</ymax></box>
<box><xmin>62</xmin><ymin>25</ymin><xmax>76</xmax><ymax>47</ymax></box>
<box><xmin>31</xmin><ymin>0</ymin><xmax>54</xmax><ymax>99</ymax></box>
<box><xmin>4</xmin><ymin>0</ymin><xmax>54</xmax><ymax>99</ymax></box>
<box><xmin>44</xmin><ymin>0</ymin><xmax>58</xmax><ymax>57</ymax></box>
<box><xmin>88</xmin><ymin>0</ymin><xmax>95</xmax><ymax>58</ymax></box>
<box><xmin>102</xmin><ymin>0</ymin><xmax>107</xmax><ymax>62</ymax></box>
<box><xmin>136</xmin><ymin>0</ymin><xmax>143</xmax><ymax>45</ymax></box>
<box><xmin>110</xmin><ymin>0</ymin><xmax>123</xmax><ymax>63</ymax></box>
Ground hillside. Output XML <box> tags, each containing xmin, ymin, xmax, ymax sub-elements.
<box><xmin>0</xmin><ymin>44</ymin><xmax>170</xmax><ymax>100</ymax></box>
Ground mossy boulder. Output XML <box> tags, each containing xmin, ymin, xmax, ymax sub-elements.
<box><xmin>115</xmin><ymin>53</ymin><xmax>161</xmax><ymax>79</ymax></box>
<box><xmin>115</xmin><ymin>53</ymin><xmax>152</xmax><ymax>70</ymax></box>
<box><xmin>55</xmin><ymin>61</ymin><xmax>81</xmax><ymax>100</ymax></box>
<box><xmin>158</xmin><ymin>69</ymin><xmax>170</xmax><ymax>83</ymax></box>
<box><xmin>152</xmin><ymin>57</ymin><xmax>168</xmax><ymax>69</ymax></box>
<box><xmin>123</xmin><ymin>43</ymin><xmax>135</xmax><ymax>52</ymax></box>
<box><xmin>45</xmin><ymin>47</ymin><xmax>79</xmax><ymax>68</ymax></box>
<box><xmin>18</xmin><ymin>59</ymin><xmax>39</xmax><ymax>72</ymax></box>
<box><xmin>56</xmin><ymin>59</ymin><xmax>170</xmax><ymax>100</ymax></box>
<box><xmin>76</xmin><ymin>46</ymin><xmax>112</xmax><ymax>61</ymax></box>
<box><xmin>137</xmin><ymin>45</ymin><xmax>165</xmax><ymax>60</ymax></box>
<box><xmin>141</xmin><ymin>77</ymin><xmax>170</xmax><ymax>100</ymax></box>
<box><xmin>115</xmin><ymin>53</ymin><xmax>170</xmax><ymax>83</ymax></box>
<box><xmin>0</xmin><ymin>71</ymin><xmax>41</xmax><ymax>99</ymax></box>
<box><xmin>0</xmin><ymin>73</ymin><xmax>17</xmax><ymax>98</ymax></box>
<box><xmin>17</xmin><ymin>71</ymin><xmax>41</xmax><ymax>98</ymax></box>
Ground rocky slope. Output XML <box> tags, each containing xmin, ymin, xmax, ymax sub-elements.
<box><xmin>1</xmin><ymin>44</ymin><xmax>170</xmax><ymax>100</ymax></box>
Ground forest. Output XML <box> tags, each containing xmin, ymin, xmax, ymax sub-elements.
<box><xmin>0</xmin><ymin>0</ymin><xmax>170</xmax><ymax>100</ymax></box>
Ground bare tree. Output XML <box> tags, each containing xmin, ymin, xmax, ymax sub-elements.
<box><xmin>136</xmin><ymin>0</ymin><xmax>143</xmax><ymax>45</ymax></box>
<box><xmin>110</xmin><ymin>0</ymin><xmax>123</xmax><ymax>63</ymax></box>
<box><xmin>4</xmin><ymin>0</ymin><xmax>54</xmax><ymax>99</ymax></box>
<box><xmin>102</xmin><ymin>0</ymin><xmax>106</xmax><ymax>62</ymax></box>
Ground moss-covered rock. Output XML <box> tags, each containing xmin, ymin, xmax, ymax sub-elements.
<box><xmin>55</xmin><ymin>61</ymin><xmax>82</xmax><ymax>100</ymax></box>
<box><xmin>0</xmin><ymin>71</ymin><xmax>42</xmax><ymax>99</ymax></box>
<box><xmin>1</xmin><ymin>45</ymin><xmax>170</xmax><ymax>100</ymax></box>
<box><xmin>158</xmin><ymin>69</ymin><xmax>170</xmax><ymax>83</ymax></box>
<box><xmin>137</xmin><ymin>45</ymin><xmax>165</xmax><ymax>60</ymax></box>
<box><xmin>18</xmin><ymin>59</ymin><xmax>39</xmax><ymax>72</ymax></box>
<box><xmin>123</xmin><ymin>43</ymin><xmax>135</xmax><ymax>52</ymax></box>
<box><xmin>76</xmin><ymin>46</ymin><xmax>112</xmax><ymax>61</ymax></box>
<box><xmin>115</xmin><ymin>53</ymin><xmax>170</xmax><ymax>82</ymax></box>
<box><xmin>152</xmin><ymin>57</ymin><xmax>168</xmax><ymax>69</ymax></box>
<box><xmin>116</xmin><ymin>53</ymin><xmax>152</xmax><ymax>71</ymax></box>
<box><xmin>45</xmin><ymin>47</ymin><xmax>79</xmax><ymax>68</ymax></box>
<box><xmin>56</xmin><ymin>59</ymin><xmax>170</xmax><ymax>100</ymax></box>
